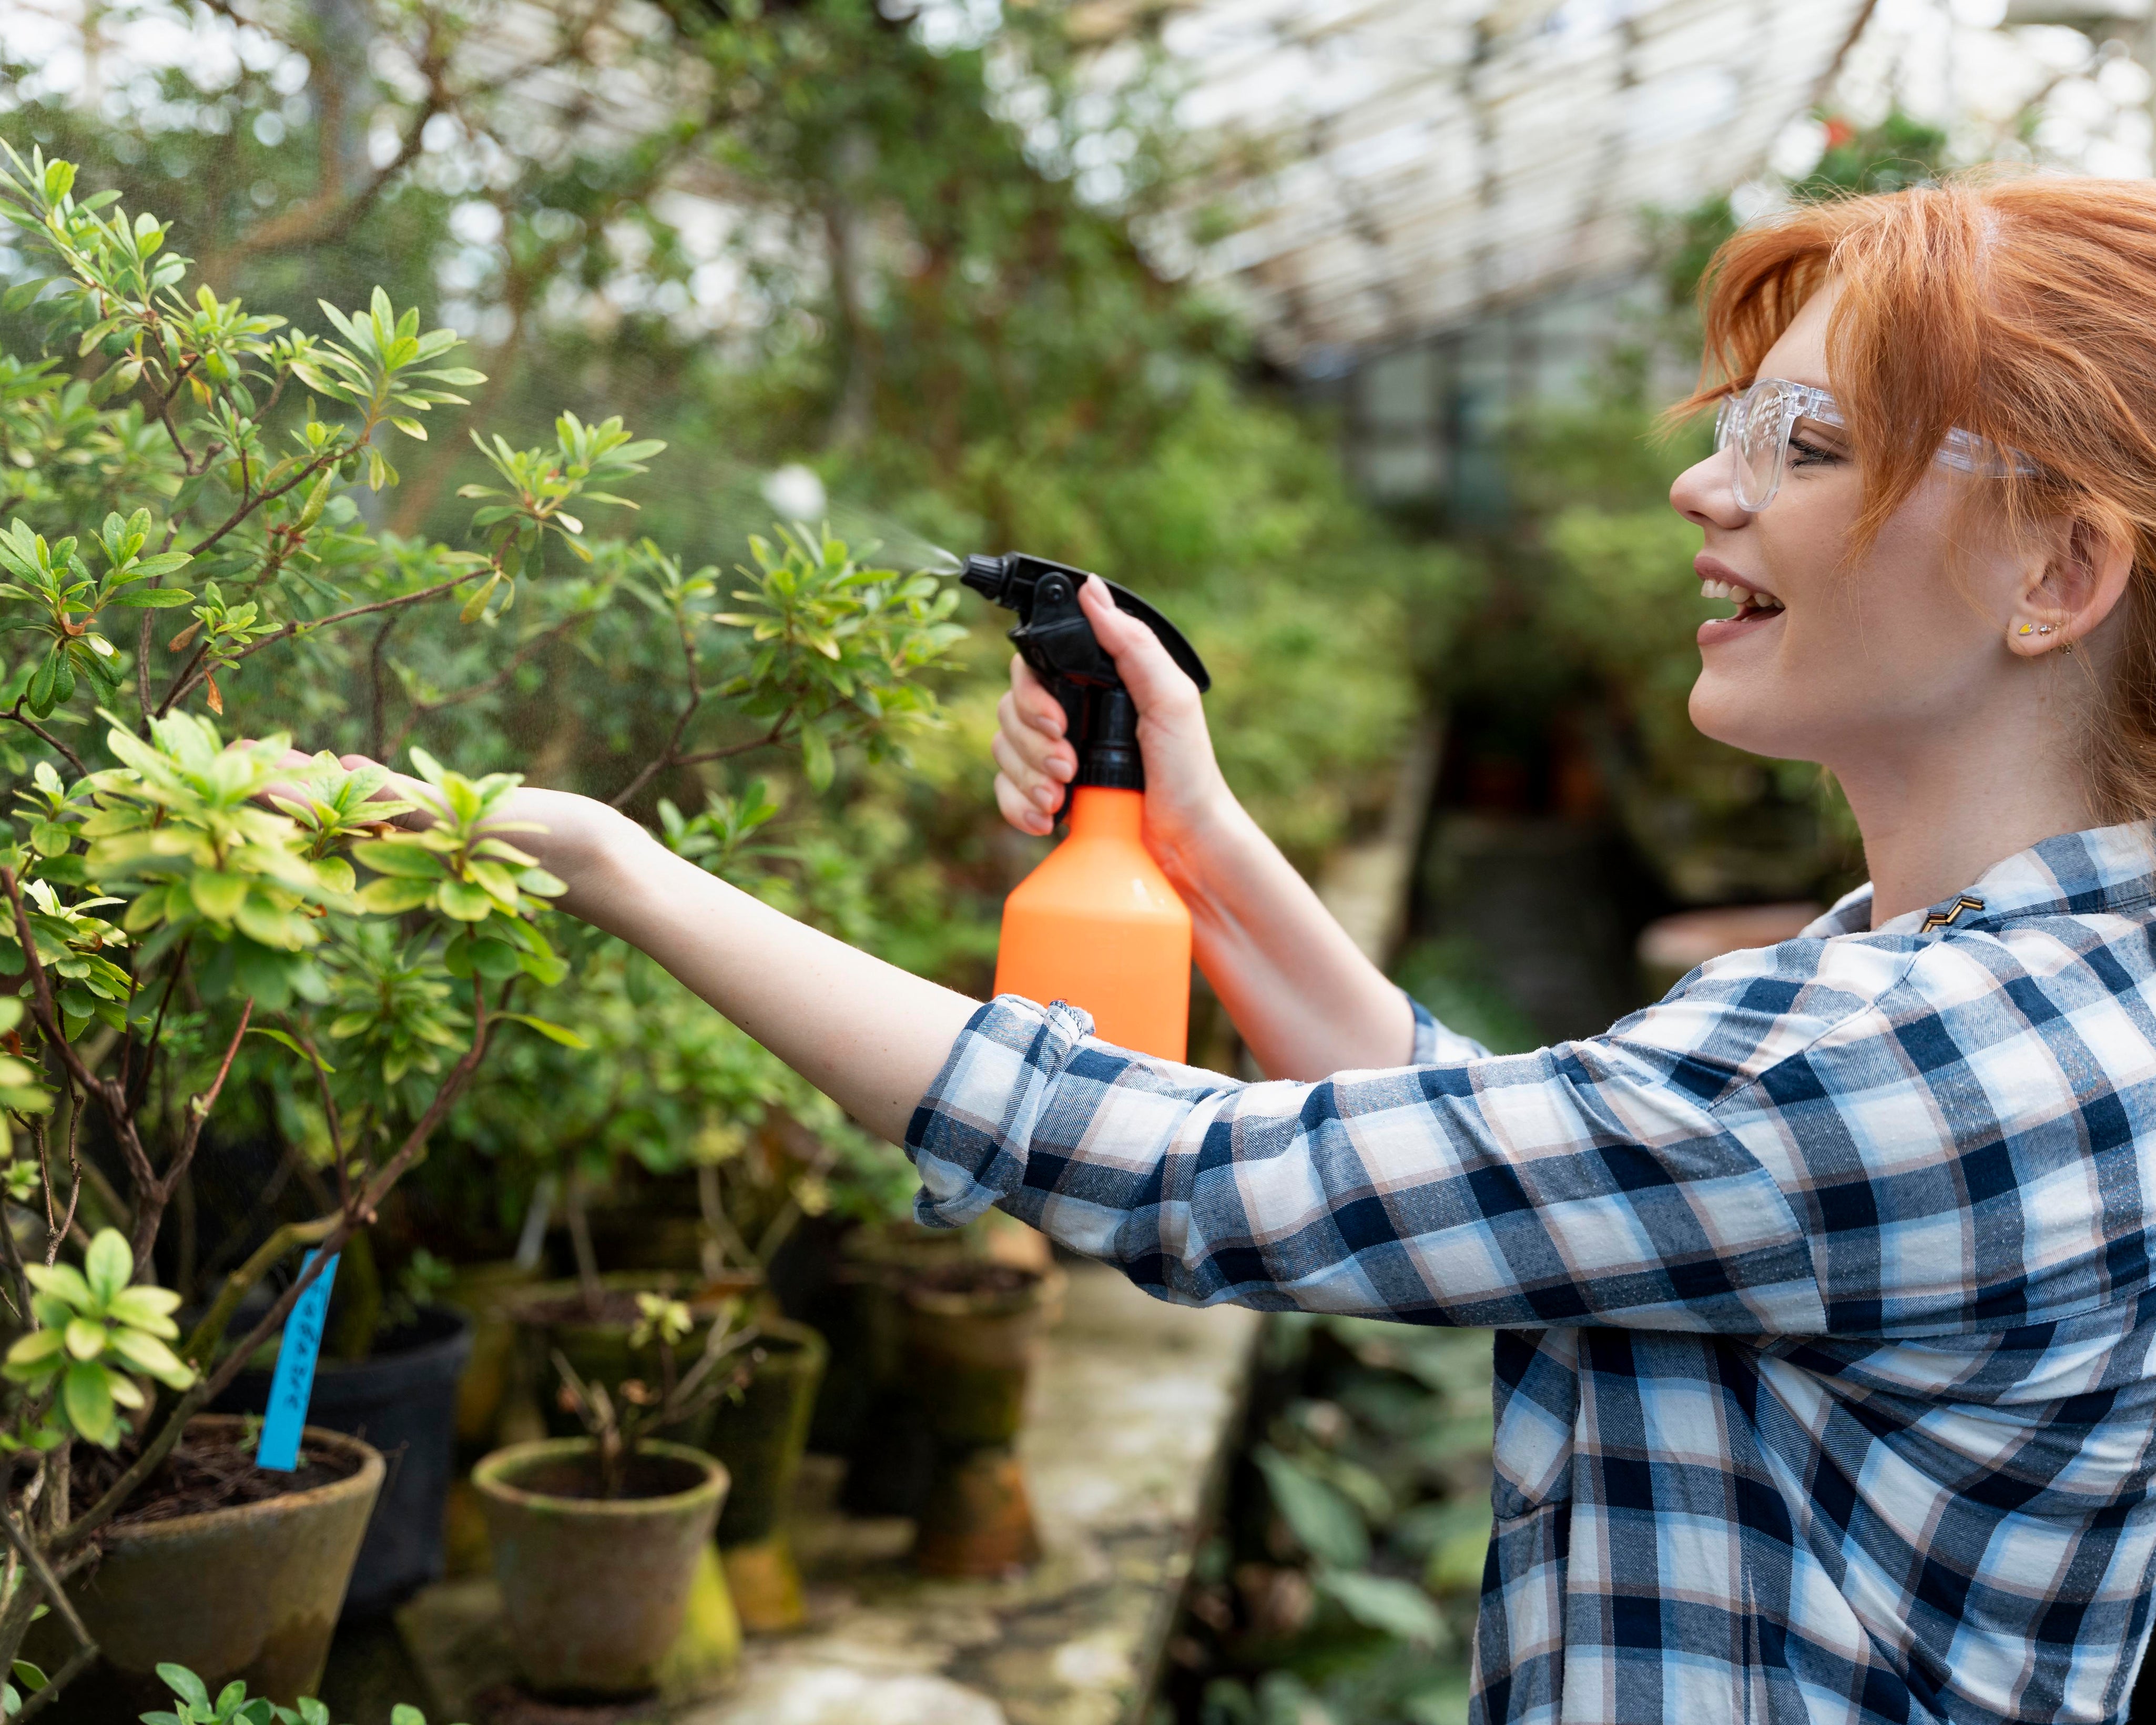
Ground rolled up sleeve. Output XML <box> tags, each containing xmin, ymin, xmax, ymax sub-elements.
<box><xmin>904</xmin><ymin>993</ymin><xmax>1825</xmax><ymax>1332</ymax></box>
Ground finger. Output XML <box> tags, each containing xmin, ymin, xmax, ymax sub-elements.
<box><xmin>996</xmin><ymin>692</ymin><xmax>1074</xmax><ymax>781</ymax></box>
<box><xmin>1077</xmin><ymin>577</ymin><xmax>1198</xmax><ymax>716</ymax></box>
<box><xmin>992</xmin><ymin>731</ymin><xmax>1064</xmax><ymax>810</ymax></box>
<box><xmin>994</xmin><ymin>773</ymin><xmax>1056</xmax><ymax>836</ymax></box>
<box><xmin>1008</xmin><ymin>656</ymin><xmax>1066</xmax><ymax>736</ymax></box>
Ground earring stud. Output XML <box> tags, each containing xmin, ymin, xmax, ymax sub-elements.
<box><xmin>2017</xmin><ymin>623</ymin><xmax>2058</xmax><ymax>637</ymax></box>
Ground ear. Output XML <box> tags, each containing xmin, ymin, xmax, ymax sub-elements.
<box><xmin>2006</xmin><ymin>515</ymin><xmax>2134</xmax><ymax>657</ymax></box>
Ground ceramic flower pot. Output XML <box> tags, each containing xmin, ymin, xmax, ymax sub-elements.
<box><xmin>213</xmin><ymin>1304</ymin><xmax>472</xmax><ymax>1615</ymax></box>
<box><xmin>30</xmin><ymin>1416</ymin><xmax>382</xmax><ymax>1719</ymax></box>
<box><xmin>899</xmin><ymin>1262</ymin><xmax>1065</xmax><ymax>1578</ymax></box>
<box><xmin>471</xmin><ymin>1437</ymin><xmax>731</xmax><ymax>1697</ymax></box>
<box><xmin>701</xmin><ymin>1318</ymin><xmax>827</xmax><ymax>1632</ymax></box>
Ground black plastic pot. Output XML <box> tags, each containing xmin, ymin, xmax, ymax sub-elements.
<box><xmin>213</xmin><ymin>1303</ymin><xmax>473</xmax><ymax>1617</ymax></box>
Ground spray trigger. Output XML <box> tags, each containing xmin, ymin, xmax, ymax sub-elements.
<box><xmin>962</xmin><ymin>552</ymin><xmax>1210</xmax><ymax>824</ymax></box>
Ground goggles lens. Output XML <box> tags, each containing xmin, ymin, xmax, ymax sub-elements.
<box><xmin>1711</xmin><ymin>379</ymin><xmax>2036</xmax><ymax>513</ymax></box>
<box><xmin>1713</xmin><ymin>379</ymin><xmax>1836</xmax><ymax>513</ymax></box>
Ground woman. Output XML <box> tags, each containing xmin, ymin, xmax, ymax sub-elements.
<box><xmin>310</xmin><ymin>178</ymin><xmax>2156</xmax><ymax>1722</ymax></box>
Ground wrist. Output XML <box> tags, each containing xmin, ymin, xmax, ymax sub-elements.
<box><xmin>1150</xmin><ymin>782</ymin><xmax>1256</xmax><ymax>902</ymax></box>
<box><xmin>530</xmin><ymin>795</ymin><xmax>653</xmax><ymax>924</ymax></box>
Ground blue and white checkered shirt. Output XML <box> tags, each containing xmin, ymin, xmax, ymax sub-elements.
<box><xmin>905</xmin><ymin>821</ymin><xmax>2156</xmax><ymax>1724</ymax></box>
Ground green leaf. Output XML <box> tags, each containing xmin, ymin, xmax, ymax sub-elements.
<box><xmin>156</xmin><ymin>1665</ymin><xmax>210</xmax><ymax>1713</ymax></box>
<box><xmin>63</xmin><ymin>1317</ymin><xmax>105</xmax><ymax>1361</ymax></box>
<box><xmin>1253</xmin><ymin>1446</ymin><xmax>1369</xmax><ymax>1569</ymax></box>
<box><xmin>108</xmin><ymin>1327</ymin><xmax>194</xmax><ymax>1389</ymax></box>
<box><xmin>800</xmin><ymin>724</ymin><xmax>834</xmax><ymax>792</ymax></box>
<box><xmin>351</xmin><ymin>840</ymin><xmax>443</xmax><ymax>879</ymax></box>
<box><xmin>83</xmin><ymin>1227</ymin><xmax>131</xmax><ymax>1306</ymax></box>
<box><xmin>62</xmin><ymin>1359</ymin><xmax>115</xmax><ymax>1444</ymax></box>
<box><xmin>1313</xmin><ymin>1570</ymin><xmax>1446</xmax><ymax>1649</ymax></box>
<box><xmin>356</xmin><ymin>878</ymin><xmax>433</xmax><ymax>915</ymax></box>
<box><xmin>492</xmin><ymin>1012</ymin><xmax>587</xmax><ymax>1050</ymax></box>
<box><xmin>247</xmin><ymin>1027</ymin><xmax>335</xmax><ymax>1074</ymax></box>
<box><xmin>435</xmin><ymin>880</ymin><xmax>494</xmax><ymax>922</ymax></box>
<box><xmin>103</xmin><ymin>586</ymin><xmax>195</xmax><ymax>608</ymax></box>
<box><xmin>11</xmin><ymin>1660</ymin><xmax>44</xmax><ymax>1696</ymax></box>
<box><xmin>188</xmin><ymin>871</ymin><xmax>248</xmax><ymax>922</ymax></box>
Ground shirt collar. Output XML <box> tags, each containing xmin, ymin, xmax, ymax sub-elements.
<box><xmin>1802</xmin><ymin>820</ymin><xmax>2156</xmax><ymax>939</ymax></box>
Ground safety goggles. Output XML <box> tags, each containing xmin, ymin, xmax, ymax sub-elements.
<box><xmin>1712</xmin><ymin>378</ymin><xmax>2037</xmax><ymax>513</ymax></box>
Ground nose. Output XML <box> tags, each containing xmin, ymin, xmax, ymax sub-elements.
<box><xmin>1670</xmin><ymin>448</ymin><xmax>1750</xmax><ymax>530</ymax></box>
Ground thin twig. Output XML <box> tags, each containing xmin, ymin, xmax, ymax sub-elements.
<box><xmin>159</xmin><ymin>566</ymin><xmax>495</xmax><ymax>718</ymax></box>
<box><xmin>1</xmin><ymin>711</ymin><xmax>88</xmax><ymax>782</ymax></box>
<box><xmin>10</xmin><ymin>1641</ymin><xmax>95</xmax><ymax>1721</ymax></box>
<box><xmin>0</xmin><ymin>1501</ymin><xmax>89</xmax><ymax>1652</ymax></box>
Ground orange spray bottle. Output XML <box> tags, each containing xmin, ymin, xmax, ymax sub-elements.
<box><xmin>962</xmin><ymin>554</ymin><xmax>1212</xmax><ymax>1061</ymax></box>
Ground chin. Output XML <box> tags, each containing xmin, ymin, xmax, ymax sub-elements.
<box><xmin>1687</xmin><ymin>674</ymin><xmax>1809</xmax><ymax>763</ymax></box>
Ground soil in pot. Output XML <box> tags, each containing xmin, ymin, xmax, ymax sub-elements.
<box><xmin>701</xmin><ymin>1319</ymin><xmax>827</xmax><ymax>1633</ymax></box>
<box><xmin>213</xmin><ymin>1302</ymin><xmax>472</xmax><ymax>1616</ymax></box>
<box><xmin>29</xmin><ymin>1415</ymin><xmax>382</xmax><ymax>1721</ymax></box>
<box><xmin>473</xmin><ymin>1437</ymin><xmax>733</xmax><ymax>1698</ymax></box>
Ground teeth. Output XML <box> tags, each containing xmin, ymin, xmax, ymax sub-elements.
<box><xmin>1698</xmin><ymin>577</ymin><xmax>1784</xmax><ymax>611</ymax></box>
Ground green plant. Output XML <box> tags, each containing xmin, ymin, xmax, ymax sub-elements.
<box><xmin>550</xmin><ymin>1292</ymin><xmax>759</xmax><ymax>1499</ymax></box>
<box><xmin>140</xmin><ymin>1661</ymin><xmax>461</xmax><ymax>1725</ymax></box>
<box><xmin>0</xmin><ymin>147</ymin><xmax>962</xmax><ymax>1717</ymax></box>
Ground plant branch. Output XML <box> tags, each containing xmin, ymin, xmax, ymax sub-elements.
<box><xmin>1</xmin><ymin>711</ymin><xmax>88</xmax><ymax>782</ymax></box>
<box><xmin>0</xmin><ymin>873</ymin><xmax>156</xmax><ymax>1215</ymax></box>
<box><xmin>11</xmin><ymin>1641</ymin><xmax>95</xmax><ymax>1721</ymax></box>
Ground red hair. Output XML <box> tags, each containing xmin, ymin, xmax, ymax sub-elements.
<box><xmin>1681</xmin><ymin>176</ymin><xmax>2156</xmax><ymax>819</ymax></box>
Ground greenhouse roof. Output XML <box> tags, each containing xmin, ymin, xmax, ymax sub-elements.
<box><xmin>1152</xmin><ymin>0</ymin><xmax>1875</xmax><ymax>364</ymax></box>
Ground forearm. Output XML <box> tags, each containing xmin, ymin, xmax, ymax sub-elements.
<box><xmin>1156</xmin><ymin>799</ymin><xmax>1414</xmax><ymax>1080</ymax></box>
<box><xmin>570</xmin><ymin>815</ymin><xmax>981</xmax><ymax>1143</ymax></box>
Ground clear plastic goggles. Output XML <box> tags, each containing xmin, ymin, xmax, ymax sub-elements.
<box><xmin>1712</xmin><ymin>378</ymin><xmax>2036</xmax><ymax>514</ymax></box>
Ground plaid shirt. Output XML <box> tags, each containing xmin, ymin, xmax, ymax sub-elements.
<box><xmin>906</xmin><ymin>821</ymin><xmax>2156</xmax><ymax>1724</ymax></box>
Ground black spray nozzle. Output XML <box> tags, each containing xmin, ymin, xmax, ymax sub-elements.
<box><xmin>962</xmin><ymin>553</ymin><xmax>1209</xmax><ymax>820</ymax></box>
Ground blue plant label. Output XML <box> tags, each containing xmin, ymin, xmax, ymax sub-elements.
<box><xmin>256</xmin><ymin>1250</ymin><xmax>339</xmax><ymax>1473</ymax></box>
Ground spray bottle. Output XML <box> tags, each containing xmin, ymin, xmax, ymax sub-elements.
<box><xmin>962</xmin><ymin>553</ymin><xmax>1212</xmax><ymax>1061</ymax></box>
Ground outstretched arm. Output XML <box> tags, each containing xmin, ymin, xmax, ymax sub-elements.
<box><xmin>284</xmin><ymin>768</ymin><xmax>980</xmax><ymax>1143</ymax></box>
<box><xmin>992</xmin><ymin>577</ymin><xmax>1414</xmax><ymax>1079</ymax></box>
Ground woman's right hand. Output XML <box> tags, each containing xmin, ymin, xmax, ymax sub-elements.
<box><xmin>991</xmin><ymin>576</ymin><xmax>1240</xmax><ymax>883</ymax></box>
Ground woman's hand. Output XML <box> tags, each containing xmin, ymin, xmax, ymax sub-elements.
<box><xmin>991</xmin><ymin>576</ymin><xmax>1237</xmax><ymax>882</ymax></box>
<box><xmin>263</xmin><ymin>749</ymin><xmax>644</xmax><ymax>922</ymax></box>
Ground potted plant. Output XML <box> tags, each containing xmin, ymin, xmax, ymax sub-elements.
<box><xmin>0</xmin><ymin>128</ymin><xmax>974</xmax><ymax>1714</ymax></box>
<box><xmin>900</xmin><ymin>1259</ymin><xmax>1066</xmax><ymax>1579</ymax></box>
<box><xmin>472</xmin><ymin>1293</ymin><xmax>748</xmax><ymax>1697</ymax></box>
<box><xmin>207</xmin><ymin>1246</ymin><xmax>473</xmax><ymax>1616</ymax></box>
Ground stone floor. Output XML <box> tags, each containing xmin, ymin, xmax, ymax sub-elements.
<box><xmin>390</xmin><ymin>1263</ymin><xmax>1262</xmax><ymax>1725</ymax></box>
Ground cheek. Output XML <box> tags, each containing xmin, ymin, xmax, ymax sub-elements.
<box><xmin>1687</xmin><ymin>499</ymin><xmax>1989</xmax><ymax>756</ymax></box>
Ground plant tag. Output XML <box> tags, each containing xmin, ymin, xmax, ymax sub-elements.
<box><xmin>256</xmin><ymin>1250</ymin><xmax>340</xmax><ymax>1472</ymax></box>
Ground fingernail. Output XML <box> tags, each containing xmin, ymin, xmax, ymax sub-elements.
<box><xmin>1033</xmin><ymin>785</ymin><xmax>1057</xmax><ymax>809</ymax></box>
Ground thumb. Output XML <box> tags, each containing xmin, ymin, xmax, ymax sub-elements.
<box><xmin>1077</xmin><ymin>576</ymin><xmax>1199</xmax><ymax>717</ymax></box>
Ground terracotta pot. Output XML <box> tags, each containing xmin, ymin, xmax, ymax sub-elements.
<box><xmin>212</xmin><ymin>1304</ymin><xmax>471</xmax><ymax>1616</ymax></box>
<box><xmin>703</xmin><ymin>1319</ymin><xmax>826</xmax><ymax>1632</ymax></box>
<box><xmin>831</xmin><ymin>1225</ymin><xmax>979</xmax><ymax>1515</ymax></box>
<box><xmin>472</xmin><ymin>1437</ymin><xmax>729</xmax><ymax>1697</ymax></box>
<box><xmin>899</xmin><ymin>1263</ymin><xmax>1064</xmax><ymax>1578</ymax></box>
<box><xmin>33</xmin><ymin>1416</ymin><xmax>382</xmax><ymax>1718</ymax></box>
